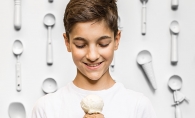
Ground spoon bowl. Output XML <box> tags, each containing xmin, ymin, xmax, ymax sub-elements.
<box><xmin>12</xmin><ymin>40</ymin><xmax>23</xmax><ymax>55</ymax></box>
<box><xmin>170</xmin><ymin>21</ymin><xmax>180</xmax><ymax>34</ymax></box>
<box><xmin>43</xmin><ymin>13</ymin><xmax>56</xmax><ymax>27</ymax></box>
<box><xmin>9</xmin><ymin>102</ymin><xmax>26</xmax><ymax>118</ymax></box>
<box><xmin>137</xmin><ymin>50</ymin><xmax>152</xmax><ymax>65</ymax></box>
<box><xmin>168</xmin><ymin>75</ymin><xmax>182</xmax><ymax>91</ymax></box>
<box><xmin>42</xmin><ymin>78</ymin><xmax>57</xmax><ymax>94</ymax></box>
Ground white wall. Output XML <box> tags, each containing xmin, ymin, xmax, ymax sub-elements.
<box><xmin>0</xmin><ymin>0</ymin><xmax>195</xmax><ymax>118</ymax></box>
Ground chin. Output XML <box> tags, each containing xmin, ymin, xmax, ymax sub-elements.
<box><xmin>87</xmin><ymin>75</ymin><xmax>101</xmax><ymax>81</ymax></box>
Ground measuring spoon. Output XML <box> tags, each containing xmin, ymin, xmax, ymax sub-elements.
<box><xmin>12</xmin><ymin>40</ymin><xmax>23</xmax><ymax>92</ymax></box>
<box><xmin>44</xmin><ymin>13</ymin><xmax>56</xmax><ymax>65</ymax></box>
<box><xmin>170</xmin><ymin>21</ymin><xmax>180</xmax><ymax>64</ymax></box>
<box><xmin>42</xmin><ymin>78</ymin><xmax>57</xmax><ymax>94</ymax></box>
<box><xmin>137</xmin><ymin>50</ymin><xmax>157</xmax><ymax>90</ymax></box>
<box><xmin>9</xmin><ymin>102</ymin><xmax>26</xmax><ymax>118</ymax></box>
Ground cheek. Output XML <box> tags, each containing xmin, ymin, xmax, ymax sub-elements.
<box><xmin>99</xmin><ymin>46</ymin><xmax>114</xmax><ymax>61</ymax></box>
<box><xmin>71</xmin><ymin>47</ymin><xmax>86</xmax><ymax>62</ymax></box>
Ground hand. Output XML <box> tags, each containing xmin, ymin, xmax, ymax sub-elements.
<box><xmin>83</xmin><ymin>113</ymin><xmax>104</xmax><ymax>118</ymax></box>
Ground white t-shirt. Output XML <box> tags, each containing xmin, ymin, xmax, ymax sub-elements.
<box><xmin>31</xmin><ymin>82</ymin><xmax>156</xmax><ymax>118</ymax></box>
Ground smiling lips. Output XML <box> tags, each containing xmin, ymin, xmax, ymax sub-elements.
<box><xmin>83</xmin><ymin>62</ymin><xmax>103</xmax><ymax>69</ymax></box>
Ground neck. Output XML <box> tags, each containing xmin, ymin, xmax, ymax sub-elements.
<box><xmin>73</xmin><ymin>69</ymin><xmax>115</xmax><ymax>91</ymax></box>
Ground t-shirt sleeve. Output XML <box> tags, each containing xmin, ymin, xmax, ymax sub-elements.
<box><xmin>31</xmin><ymin>97</ymin><xmax>47</xmax><ymax>118</ymax></box>
<box><xmin>135</xmin><ymin>95</ymin><xmax>157</xmax><ymax>118</ymax></box>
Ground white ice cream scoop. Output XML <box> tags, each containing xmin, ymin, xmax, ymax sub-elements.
<box><xmin>43</xmin><ymin>13</ymin><xmax>56</xmax><ymax>65</ymax></box>
<box><xmin>171</xmin><ymin>0</ymin><xmax>179</xmax><ymax>9</ymax></box>
<box><xmin>137</xmin><ymin>50</ymin><xmax>157</xmax><ymax>90</ymax></box>
<box><xmin>42</xmin><ymin>78</ymin><xmax>57</xmax><ymax>94</ymax></box>
<box><xmin>170</xmin><ymin>20</ymin><xmax>180</xmax><ymax>64</ymax></box>
<box><xmin>9</xmin><ymin>102</ymin><xmax>26</xmax><ymax>118</ymax></box>
<box><xmin>81</xmin><ymin>94</ymin><xmax>104</xmax><ymax>114</ymax></box>
<box><xmin>14</xmin><ymin>0</ymin><xmax>22</xmax><ymax>30</ymax></box>
<box><xmin>168</xmin><ymin>75</ymin><xmax>183</xmax><ymax>118</ymax></box>
<box><xmin>12</xmin><ymin>40</ymin><xmax>23</xmax><ymax>92</ymax></box>
<box><xmin>140</xmin><ymin>0</ymin><xmax>148</xmax><ymax>35</ymax></box>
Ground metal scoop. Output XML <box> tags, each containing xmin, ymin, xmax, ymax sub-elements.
<box><xmin>9</xmin><ymin>102</ymin><xmax>26</xmax><ymax>118</ymax></box>
<box><xmin>44</xmin><ymin>13</ymin><xmax>56</xmax><ymax>65</ymax></box>
<box><xmin>12</xmin><ymin>40</ymin><xmax>23</xmax><ymax>92</ymax></box>
<box><xmin>170</xmin><ymin>21</ymin><xmax>180</xmax><ymax>64</ymax></box>
<box><xmin>137</xmin><ymin>50</ymin><xmax>157</xmax><ymax>90</ymax></box>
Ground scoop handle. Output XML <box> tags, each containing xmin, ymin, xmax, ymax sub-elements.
<box><xmin>175</xmin><ymin>105</ymin><xmax>182</xmax><ymax>118</ymax></box>
<box><xmin>16</xmin><ymin>62</ymin><xmax>21</xmax><ymax>91</ymax></box>
<box><xmin>14</xmin><ymin>0</ymin><xmax>21</xmax><ymax>30</ymax></box>
<box><xmin>172</xmin><ymin>0</ymin><xmax>179</xmax><ymax>9</ymax></box>
<box><xmin>47</xmin><ymin>26</ymin><xmax>53</xmax><ymax>65</ymax></box>
<box><xmin>141</xmin><ymin>2</ymin><xmax>146</xmax><ymax>35</ymax></box>
<box><xmin>171</xmin><ymin>34</ymin><xmax>178</xmax><ymax>63</ymax></box>
<box><xmin>110</xmin><ymin>56</ymin><xmax>115</xmax><ymax>72</ymax></box>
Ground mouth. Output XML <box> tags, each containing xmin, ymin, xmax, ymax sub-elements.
<box><xmin>83</xmin><ymin>62</ymin><xmax>103</xmax><ymax>67</ymax></box>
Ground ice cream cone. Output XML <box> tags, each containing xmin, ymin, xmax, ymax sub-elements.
<box><xmin>142</xmin><ymin>62</ymin><xmax>157</xmax><ymax>90</ymax></box>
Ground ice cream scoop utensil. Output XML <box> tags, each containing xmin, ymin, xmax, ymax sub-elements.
<box><xmin>170</xmin><ymin>21</ymin><xmax>180</xmax><ymax>64</ymax></box>
<box><xmin>168</xmin><ymin>75</ymin><xmax>183</xmax><ymax>118</ymax></box>
<box><xmin>140</xmin><ymin>0</ymin><xmax>148</xmax><ymax>35</ymax></box>
<box><xmin>43</xmin><ymin>13</ymin><xmax>56</xmax><ymax>65</ymax></box>
<box><xmin>110</xmin><ymin>55</ymin><xmax>115</xmax><ymax>72</ymax></box>
<box><xmin>172</xmin><ymin>0</ymin><xmax>179</xmax><ymax>9</ymax></box>
<box><xmin>9</xmin><ymin>102</ymin><xmax>26</xmax><ymax>118</ymax></box>
<box><xmin>12</xmin><ymin>40</ymin><xmax>23</xmax><ymax>91</ymax></box>
<box><xmin>42</xmin><ymin>78</ymin><xmax>57</xmax><ymax>94</ymax></box>
<box><xmin>137</xmin><ymin>50</ymin><xmax>157</xmax><ymax>90</ymax></box>
<box><xmin>14</xmin><ymin>0</ymin><xmax>21</xmax><ymax>30</ymax></box>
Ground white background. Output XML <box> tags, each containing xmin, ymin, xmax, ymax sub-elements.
<box><xmin>0</xmin><ymin>0</ymin><xmax>195</xmax><ymax>118</ymax></box>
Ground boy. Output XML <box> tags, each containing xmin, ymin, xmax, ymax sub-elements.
<box><xmin>32</xmin><ymin>0</ymin><xmax>156</xmax><ymax>118</ymax></box>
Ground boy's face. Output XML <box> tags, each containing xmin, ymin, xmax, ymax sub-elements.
<box><xmin>63</xmin><ymin>20</ymin><xmax>120</xmax><ymax>81</ymax></box>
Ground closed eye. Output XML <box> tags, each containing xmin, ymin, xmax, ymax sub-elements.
<box><xmin>99</xmin><ymin>44</ymin><xmax>109</xmax><ymax>47</ymax></box>
<box><xmin>75</xmin><ymin>44</ymin><xmax>86</xmax><ymax>48</ymax></box>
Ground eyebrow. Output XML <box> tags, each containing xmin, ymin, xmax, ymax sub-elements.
<box><xmin>73</xmin><ymin>36</ymin><xmax>112</xmax><ymax>42</ymax></box>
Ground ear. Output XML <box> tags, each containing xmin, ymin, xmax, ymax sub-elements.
<box><xmin>114</xmin><ymin>30</ymin><xmax>121</xmax><ymax>50</ymax></box>
<box><xmin>63</xmin><ymin>33</ymin><xmax>71</xmax><ymax>52</ymax></box>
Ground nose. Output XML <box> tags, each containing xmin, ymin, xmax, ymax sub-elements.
<box><xmin>86</xmin><ymin>46</ymin><xmax>100</xmax><ymax>62</ymax></box>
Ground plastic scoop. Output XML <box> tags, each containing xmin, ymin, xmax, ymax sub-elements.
<box><xmin>14</xmin><ymin>0</ymin><xmax>22</xmax><ymax>30</ymax></box>
<box><xmin>118</xmin><ymin>15</ymin><xmax>123</xmax><ymax>31</ymax></box>
<box><xmin>42</xmin><ymin>78</ymin><xmax>57</xmax><ymax>94</ymax></box>
<box><xmin>43</xmin><ymin>13</ymin><xmax>56</xmax><ymax>65</ymax></box>
<box><xmin>168</xmin><ymin>75</ymin><xmax>182</xmax><ymax>118</ymax></box>
<box><xmin>170</xmin><ymin>21</ymin><xmax>180</xmax><ymax>64</ymax></box>
<box><xmin>110</xmin><ymin>55</ymin><xmax>115</xmax><ymax>72</ymax></box>
<box><xmin>137</xmin><ymin>50</ymin><xmax>157</xmax><ymax>90</ymax></box>
<box><xmin>12</xmin><ymin>40</ymin><xmax>23</xmax><ymax>92</ymax></box>
<box><xmin>9</xmin><ymin>102</ymin><xmax>26</xmax><ymax>118</ymax></box>
<box><xmin>171</xmin><ymin>0</ymin><xmax>179</xmax><ymax>9</ymax></box>
<box><xmin>140</xmin><ymin>0</ymin><xmax>148</xmax><ymax>35</ymax></box>
<box><xmin>168</xmin><ymin>75</ymin><xmax>182</xmax><ymax>91</ymax></box>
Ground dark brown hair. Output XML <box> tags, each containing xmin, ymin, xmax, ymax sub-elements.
<box><xmin>63</xmin><ymin>0</ymin><xmax>118</xmax><ymax>39</ymax></box>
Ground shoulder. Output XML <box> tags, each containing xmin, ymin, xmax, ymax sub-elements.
<box><xmin>114</xmin><ymin>82</ymin><xmax>145</xmax><ymax>100</ymax></box>
<box><xmin>114</xmin><ymin>82</ymin><xmax>156</xmax><ymax>118</ymax></box>
<box><xmin>31</xmin><ymin>84</ymin><xmax>71</xmax><ymax>118</ymax></box>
